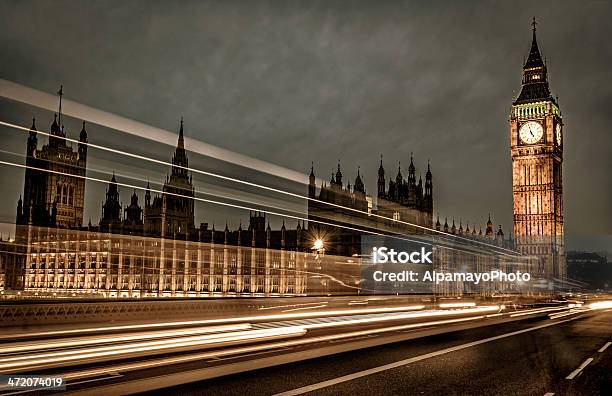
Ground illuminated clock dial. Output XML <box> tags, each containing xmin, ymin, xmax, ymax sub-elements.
<box><xmin>555</xmin><ymin>123</ymin><xmax>562</xmax><ymax>145</ymax></box>
<box><xmin>519</xmin><ymin>121</ymin><xmax>544</xmax><ymax>144</ymax></box>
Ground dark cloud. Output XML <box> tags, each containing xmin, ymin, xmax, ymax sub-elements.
<box><xmin>0</xmin><ymin>1</ymin><xmax>610</xmax><ymax>250</ymax></box>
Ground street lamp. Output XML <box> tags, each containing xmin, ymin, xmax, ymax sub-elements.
<box><xmin>311</xmin><ymin>238</ymin><xmax>326</xmax><ymax>294</ymax></box>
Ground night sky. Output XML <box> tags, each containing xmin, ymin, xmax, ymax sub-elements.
<box><xmin>0</xmin><ymin>1</ymin><xmax>610</xmax><ymax>251</ymax></box>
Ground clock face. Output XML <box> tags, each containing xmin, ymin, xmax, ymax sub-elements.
<box><xmin>555</xmin><ymin>123</ymin><xmax>562</xmax><ymax>145</ymax></box>
<box><xmin>519</xmin><ymin>121</ymin><xmax>544</xmax><ymax>144</ymax></box>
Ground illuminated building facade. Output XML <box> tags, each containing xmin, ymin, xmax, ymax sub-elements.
<box><xmin>510</xmin><ymin>20</ymin><xmax>565</xmax><ymax>282</ymax></box>
<box><xmin>307</xmin><ymin>156</ymin><xmax>434</xmax><ymax>257</ymax></box>
<box><xmin>3</xmin><ymin>114</ymin><xmax>314</xmax><ymax>295</ymax></box>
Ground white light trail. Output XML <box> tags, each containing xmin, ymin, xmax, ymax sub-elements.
<box><xmin>548</xmin><ymin>309</ymin><xmax>587</xmax><ymax>320</ymax></box>
<box><xmin>0</xmin><ymin>323</ymin><xmax>251</xmax><ymax>355</ymax></box>
<box><xmin>0</xmin><ymin>304</ymin><xmax>427</xmax><ymax>341</ymax></box>
<box><xmin>59</xmin><ymin>315</ymin><xmax>486</xmax><ymax>382</ymax></box>
<box><xmin>297</xmin><ymin>306</ymin><xmax>499</xmax><ymax>330</ymax></box>
<box><xmin>0</xmin><ymin>79</ymin><xmax>306</xmax><ymax>183</ymax></box>
<box><xmin>0</xmin><ymin>158</ymin><xmax>411</xmax><ymax>243</ymax></box>
<box><xmin>0</xmin><ymin>115</ymin><xmax>523</xmax><ymax>256</ymax></box>
<box><xmin>0</xmin><ymin>327</ymin><xmax>307</xmax><ymax>372</ymax></box>
<box><xmin>588</xmin><ymin>300</ymin><xmax>612</xmax><ymax>310</ymax></box>
<box><xmin>0</xmin><ymin>153</ymin><xmax>524</xmax><ymax>263</ymax></box>
<box><xmin>509</xmin><ymin>306</ymin><xmax>569</xmax><ymax>317</ymax></box>
<box><xmin>438</xmin><ymin>302</ymin><xmax>477</xmax><ymax>308</ymax></box>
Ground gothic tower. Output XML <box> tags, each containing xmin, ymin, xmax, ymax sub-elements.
<box><xmin>17</xmin><ymin>86</ymin><xmax>87</xmax><ymax>228</ymax></box>
<box><xmin>510</xmin><ymin>19</ymin><xmax>565</xmax><ymax>282</ymax></box>
<box><xmin>144</xmin><ymin>118</ymin><xmax>195</xmax><ymax>237</ymax></box>
<box><xmin>100</xmin><ymin>173</ymin><xmax>122</xmax><ymax>232</ymax></box>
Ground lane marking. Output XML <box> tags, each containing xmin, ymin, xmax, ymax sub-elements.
<box><xmin>598</xmin><ymin>341</ymin><xmax>611</xmax><ymax>353</ymax></box>
<box><xmin>273</xmin><ymin>314</ymin><xmax>587</xmax><ymax>396</ymax></box>
<box><xmin>565</xmin><ymin>358</ymin><xmax>594</xmax><ymax>380</ymax></box>
<box><xmin>543</xmin><ymin>393</ymin><xmax>554</xmax><ymax>396</ymax></box>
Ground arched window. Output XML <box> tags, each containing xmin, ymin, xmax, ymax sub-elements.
<box><xmin>68</xmin><ymin>186</ymin><xmax>73</xmax><ymax>205</ymax></box>
<box><xmin>62</xmin><ymin>185</ymin><xmax>67</xmax><ymax>204</ymax></box>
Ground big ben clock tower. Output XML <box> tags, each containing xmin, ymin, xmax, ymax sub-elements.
<box><xmin>510</xmin><ymin>19</ymin><xmax>565</xmax><ymax>284</ymax></box>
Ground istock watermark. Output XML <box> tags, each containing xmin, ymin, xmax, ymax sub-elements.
<box><xmin>361</xmin><ymin>235</ymin><xmax>537</xmax><ymax>294</ymax></box>
<box><xmin>372</xmin><ymin>247</ymin><xmax>433</xmax><ymax>264</ymax></box>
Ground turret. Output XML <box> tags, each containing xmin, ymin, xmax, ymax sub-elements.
<box><xmin>124</xmin><ymin>189</ymin><xmax>143</xmax><ymax>225</ymax></box>
<box><xmin>281</xmin><ymin>220</ymin><xmax>286</xmax><ymax>249</ymax></box>
<box><xmin>353</xmin><ymin>167</ymin><xmax>365</xmax><ymax>194</ymax></box>
<box><xmin>171</xmin><ymin>118</ymin><xmax>189</xmax><ymax>178</ymax></box>
<box><xmin>485</xmin><ymin>214</ymin><xmax>494</xmax><ymax>238</ymax></box>
<box><xmin>78</xmin><ymin>121</ymin><xmax>88</xmax><ymax>162</ymax></box>
<box><xmin>308</xmin><ymin>163</ymin><xmax>316</xmax><ymax>198</ymax></box>
<box><xmin>335</xmin><ymin>162</ymin><xmax>343</xmax><ymax>187</ymax></box>
<box><xmin>100</xmin><ymin>173</ymin><xmax>122</xmax><ymax>230</ymax></box>
<box><xmin>424</xmin><ymin>162</ymin><xmax>433</xmax><ymax>212</ymax></box>
<box><xmin>377</xmin><ymin>155</ymin><xmax>386</xmax><ymax>198</ymax></box>
<box><xmin>395</xmin><ymin>163</ymin><xmax>403</xmax><ymax>202</ymax></box>
<box><xmin>144</xmin><ymin>181</ymin><xmax>151</xmax><ymax>208</ymax></box>
<box><xmin>26</xmin><ymin>118</ymin><xmax>37</xmax><ymax>157</ymax></box>
<box><xmin>416</xmin><ymin>174</ymin><xmax>423</xmax><ymax>208</ymax></box>
<box><xmin>407</xmin><ymin>154</ymin><xmax>416</xmax><ymax>206</ymax></box>
<box><xmin>408</xmin><ymin>154</ymin><xmax>416</xmax><ymax>185</ymax></box>
<box><xmin>496</xmin><ymin>225</ymin><xmax>504</xmax><ymax>242</ymax></box>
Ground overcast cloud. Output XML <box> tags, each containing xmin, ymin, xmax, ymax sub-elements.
<box><xmin>0</xmin><ymin>0</ymin><xmax>610</xmax><ymax>251</ymax></box>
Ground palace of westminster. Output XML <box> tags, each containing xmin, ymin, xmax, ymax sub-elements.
<box><xmin>0</xmin><ymin>21</ymin><xmax>564</xmax><ymax>296</ymax></box>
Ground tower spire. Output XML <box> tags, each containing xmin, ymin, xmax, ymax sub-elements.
<box><xmin>178</xmin><ymin>116</ymin><xmax>185</xmax><ymax>149</ymax></box>
<box><xmin>57</xmin><ymin>85</ymin><xmax>63</xmax><ymax>127</ymax></box>
<box><xmin>524</xmin><ymin>17</ymin><xmax>544</xmax><ymax>69</ymax></box>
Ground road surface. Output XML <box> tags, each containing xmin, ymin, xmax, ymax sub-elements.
<box><xmin>154</xmin><ymin>310</ymin><xmax>611</xmax><ymax>396</ymax></box>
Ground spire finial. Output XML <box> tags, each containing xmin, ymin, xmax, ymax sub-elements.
<box><xmin>531</xmin><ymin>16</ymin><xmax>537</xmax><ymax>33</ymax></box>
<box><xmin>177</xmin><ymin>117</ymin><xmax>185</xmax><ymax>150</ymax></box>
<box><xmin>57</xmin><ymin>85</ymin><xmax>63</xmax><ymax>126</ymax></box>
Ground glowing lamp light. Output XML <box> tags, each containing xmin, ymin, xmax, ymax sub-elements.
<box><xmin>589</xmin><ymin>301</ymin><xmax>612</xmax><ymax>310</ymax></box>
<box><xmin>313</xmin><ymin>239</ymin><xmax>324</xmax><ymax>251</ymax></box>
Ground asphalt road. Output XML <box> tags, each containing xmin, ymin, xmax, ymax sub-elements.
<box><xmin>151</xmin><ymin>310</ymin><xmax>611</xmax><ymax>396</ymax></box>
